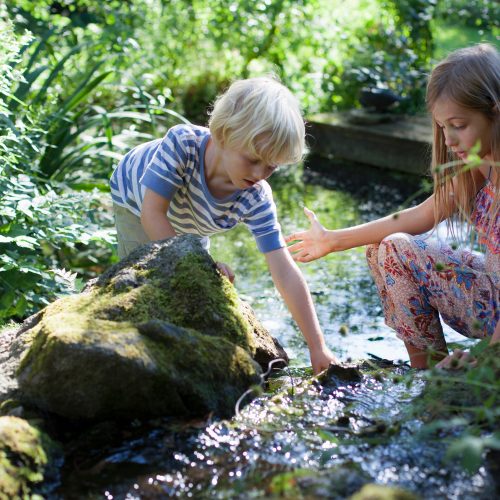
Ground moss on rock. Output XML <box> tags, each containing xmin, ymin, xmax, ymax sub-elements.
<box><xmin>14</xmin><ymin>236</ymin><xmax>275</xmax><ymax>420</ymax></box>
<box><xmin>163</xmin><ymin>254</ymin><xmax>254</xmax><ymax>351</ymax></box>
<box><xmin>0</xmin><ymin>416</ymin><xmax>55</xmax><ymax>498</ymax></box>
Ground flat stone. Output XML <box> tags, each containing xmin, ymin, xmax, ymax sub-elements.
<box><xmin>307</xmin><ymin>112</ymin><xmax>432</xmax><ymax>175</ymax></box>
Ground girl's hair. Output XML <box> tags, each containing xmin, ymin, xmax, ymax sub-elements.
<box><xmin>427</xmin><ymin>43</ymin><xmax>499</xmax><ymax>240</ymax></box>
<box><xmin>208</xmin><ymin>76</ymin><xmax>305</xmax><ymax>166</ymax></box>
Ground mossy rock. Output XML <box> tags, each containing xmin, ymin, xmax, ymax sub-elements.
<box><xmin>13</xmin><ymin>236</ymin><xmax>285</xmax><ymax>420</ymax></box>
<box><xmin>0</xmin><ymin>416</ymin><xmax>58</xmax><ymax>499</ymax></box>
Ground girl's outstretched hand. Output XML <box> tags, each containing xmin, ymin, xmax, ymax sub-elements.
<box><xmin>285</xmin><ymin>207</ymin><xmax>333</xmax><ymax>263</ymax></box>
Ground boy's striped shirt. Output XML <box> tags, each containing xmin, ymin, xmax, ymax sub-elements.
<box><xmin>110</xmin><ymin>124</ymin><xmax>285</xmax><ymax>253</ymax></box>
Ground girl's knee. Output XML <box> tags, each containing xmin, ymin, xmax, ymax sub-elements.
<box><xmin>379</xmin><ymin>233</ymin><xmax>414</xmax><ymax>259</ymax></box>
<box><xmin>381</xmin><ymin>232</ymin><xmax>412</xmax><ymax>247</ymax></box>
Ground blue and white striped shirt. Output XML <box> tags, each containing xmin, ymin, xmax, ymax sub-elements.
<box><xmin>110</xmin><ymin>124</ymin><xmax>285</xmax><ymax>253</ymax></box>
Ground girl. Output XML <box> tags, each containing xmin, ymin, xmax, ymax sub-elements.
<box><xmin>286</xmin><ymin>44</ymin><xmax>499</xmax><ymax>369</ymax></box>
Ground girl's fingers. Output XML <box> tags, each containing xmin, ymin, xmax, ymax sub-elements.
<box><xmin>437</xmin><ymin>349</ymin><xmax>476</xmax><ymax>370</ymax></box>
<box><xmin>287</xmin><ymin>241</ymin><xmax>304</xmax><ymax>254</ymax></box>
<box><xmin>292</xmin><ymin>249</ymin><xmax>308</xmax><ymax>262</ymax></box>
<box><xmin>299</xmin><ymin>253</ymin><xmax>314</xmax><ymax>263</ymax></box>
<box><xmin>295</xmin><ymin>250</ymin><xmax>313</xmax><ymax>263</ymax></box>
<box><xmin>304</xmin><ymin>206</ymin><xmax>317</xmax><ymax>222</ymax></box>
<box><xmin>285</xmin><ymin>230</ymin><xmax>307</xmax><ymax>243</ymax></box>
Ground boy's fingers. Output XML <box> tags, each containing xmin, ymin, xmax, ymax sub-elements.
<box><xmin>216</xmin><ymin>262</ymin><xmax>235</xmax><ymax>283</ymax></box>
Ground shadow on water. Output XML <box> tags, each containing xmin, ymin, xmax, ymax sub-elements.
<box><xmin>55</xmin><ymin>160</ymin><xmax>493</xmax><ymax>498</ymax></box>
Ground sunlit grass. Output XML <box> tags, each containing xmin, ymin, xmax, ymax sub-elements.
<box><xmin>433</xmin><ymin>21</ymin><xmax>499</xmax><ymax>60</ymax></box>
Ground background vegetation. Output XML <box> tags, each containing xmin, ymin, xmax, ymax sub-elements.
<box><xmin>1</xmin><ymin>0</ymin><xmax>497</xmax><ymax>322</ymax></box>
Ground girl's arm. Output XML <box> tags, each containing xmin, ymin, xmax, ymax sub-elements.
<box><xmin>264</xmin><ymin>247</ymin><xmax>339</xmax><ymax>374</ymax></box>
<box><xmin>140</xmin><ymin>188</ymin><xmax>177</xmax><ymax>240</ymax></box>
<box><xmin>286</xmin><ymin>195</ymin><xmax>437</xmax><ymax>263</ymax></box>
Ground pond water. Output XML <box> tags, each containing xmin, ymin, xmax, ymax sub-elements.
<box><xmin>55</xmin><ymin>160</ymin><xmax>493</xmax><ymax>499</ymax></box>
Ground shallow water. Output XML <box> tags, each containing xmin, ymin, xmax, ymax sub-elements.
<box><xmin>56</xmin><ymin>161</ymin><xmax>489</xmax><ymax>499</ymax></box>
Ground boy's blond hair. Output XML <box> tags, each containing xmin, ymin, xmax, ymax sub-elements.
<box><xmin>208</xmin><ymin>76</ymin><xmax>305</xmax><ymax>166</ymax></box>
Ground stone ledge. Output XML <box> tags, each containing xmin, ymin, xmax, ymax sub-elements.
<box><xmin>307</xmin><ymin>112</ymin><xmax>433</xmax><ymax>175</ymax></box>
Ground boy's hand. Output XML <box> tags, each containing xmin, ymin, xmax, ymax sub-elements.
<box><xmin>285</xmin><ymin>207</ymin><xmax>334</xmax><ymax>263</ymax></box>
<box><xmin>435</xmin><ymin>349</ymin><xmax>477</xmax><ymax>370</ymax></box>
<box><xmin>310</xmin><ymin>345</ymin><xmax>341</xmax><ymax>374</ymax></box>
<box><xmin>216</xmin><ymin>261</ymin><xmax>235</xmax><ymax>283</ymax></box>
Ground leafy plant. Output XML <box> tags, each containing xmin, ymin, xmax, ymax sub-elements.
<box><xmin>436</xmin><ymin>0</ymin><xmax>499</xmax><ymax>31</ymax></box>
<box><xmin>415</xmin><ymin>341</ymin><xmax>500</xmax><ymax>473</ymax></box>
<box><xmin>0</xmin><ymin>16</ymin><xmax>118</xmax><ymax>320</ymax></box>
<box><xmin>321</xmin><ymin>0</ymin><xmax>436</xmax><ymax>113</ymax></box>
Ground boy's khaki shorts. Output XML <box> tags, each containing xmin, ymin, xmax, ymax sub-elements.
<box><xmin>113</xmin><ymin>204</ymin><xmax>149</xmax><ymax>259</ymax></box>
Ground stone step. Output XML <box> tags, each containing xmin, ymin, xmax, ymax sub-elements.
<box><xmin>307</xmin><ymin>112</ymin><xmax>433</xmax><ymax>175</ymax></box>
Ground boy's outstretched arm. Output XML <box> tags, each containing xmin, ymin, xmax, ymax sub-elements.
<box><xmin>265</xmin><ymin>247</ymin><xmax>340</xmax><ymax>374</ymax></box>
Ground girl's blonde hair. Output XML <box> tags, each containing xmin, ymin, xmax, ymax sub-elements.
<box><xmin>208</xmin><ymin>76</ymin><xmax>305</xmax><ymax>166</ymax></box>
<box><xmin>427</xmin><ymin>43</ymin><xmax>499</xmax><ymax>239</ymax></box>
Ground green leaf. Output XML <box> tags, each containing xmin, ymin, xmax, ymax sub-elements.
<box><xmin>13</xmin><ymin>236</ymin><xmax>38</xmax><ymax>249</ymax></box>
<box><xmin>316</xmin><ymin>429</ymin><xmax>339</xmax><ymax>444</ymax></box>
<box><xmin>446</xmin><ymin>435</ymin><xmax>484</xmax><ymax>473</ymax></box>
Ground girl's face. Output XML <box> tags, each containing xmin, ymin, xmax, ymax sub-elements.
<box><xmin>433</xmin><ymin>96</ymin><xmax>493</xmax><ymax>163</ymax></box>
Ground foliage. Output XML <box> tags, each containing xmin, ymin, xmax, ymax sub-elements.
<box><xmin>321</xmin><ymin>0</ymin><xmax>436</xmax><ymax>113</ymax></box>
<box><xmin>435</xmin><ymin>0</ymin><xmax>499</xmax><ymax>31</ymax></box>
<box><xmin>0</xmin><ymin>166</ymin><xmax>115</xmax><ymax>320</ymax></box>
<box><xmin>0</xmin><ymin>15</ymin><xmax>117</xmax><ymax>320</ymax></box>
<box><xmin>416</xmin><ymin>341</ymin><xmax>500</xmax><ymax>473</ymax></box>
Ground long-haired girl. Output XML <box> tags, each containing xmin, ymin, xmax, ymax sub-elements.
<box><xmin>286</xmin><ymin>44</ymin><xmax>499</xmax><ymax>369</ymax></box>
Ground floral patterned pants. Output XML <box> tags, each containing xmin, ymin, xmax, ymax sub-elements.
<box><xmin>366</xmin><ymin>233</ymin><xmax>499</xmax><ymax>352</ymax></box>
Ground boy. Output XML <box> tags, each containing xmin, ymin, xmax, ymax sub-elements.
<box><xmin>110</xmin><ymin>76</ymin><xmax>338</xmax><ymax>374</ymax></box>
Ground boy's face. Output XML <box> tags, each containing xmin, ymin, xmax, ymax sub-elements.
<box><xmin>222</xmin><ymin>148</ymin><xmax>279</xmax><ymax>189</ymax></box>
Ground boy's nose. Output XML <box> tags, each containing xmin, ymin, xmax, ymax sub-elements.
<box><xmin>253</xmin><ymin>165</ymin><xmax>268</xmax><ymax>181</ymax></box>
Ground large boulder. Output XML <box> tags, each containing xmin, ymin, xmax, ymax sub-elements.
<box><xmin>11</xmin><ymin>235</ymin><xmax>288</xmax><ymax>420</ymax></box>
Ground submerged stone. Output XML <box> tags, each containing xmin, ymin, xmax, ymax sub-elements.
<box><xmin>11</xmin><ymin>235</ymin><xmax>287</xmax><ymax>420</ymax></box>
<box><xmin>350</xmin><ymin>484</ymin><xmax>419</xmax><ymax>500</ymax></box>
<box><xmin>318</xmin><ymin>363</ymin><xmax>363</xmax><ymax>389</ymax></box>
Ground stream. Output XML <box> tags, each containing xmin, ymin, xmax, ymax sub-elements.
<box><xmin>55</xmin><ymin>159</ymin><xmax>495</xmax><ymax>499</ymax></box>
